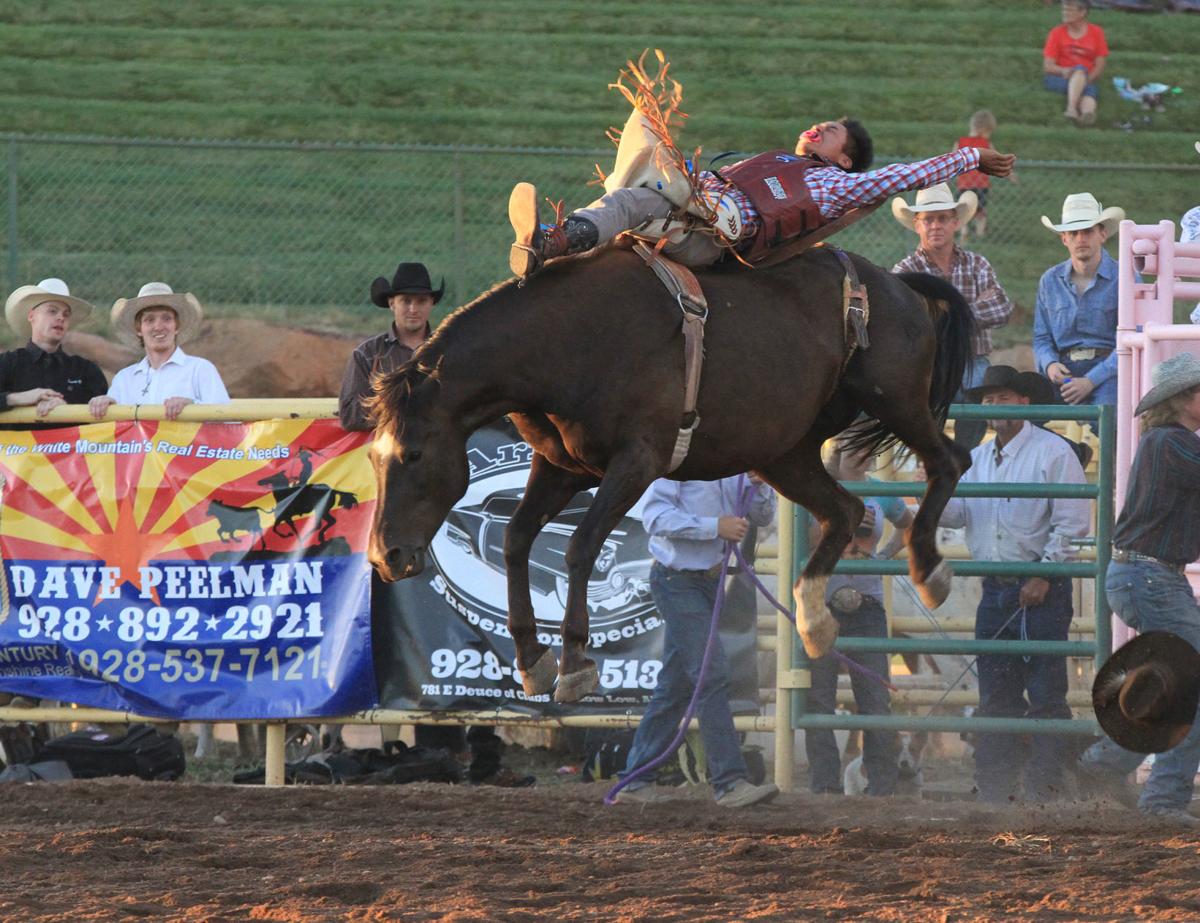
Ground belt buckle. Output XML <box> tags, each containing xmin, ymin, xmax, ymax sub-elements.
<box><xmin>1068</xmin><ymin>347</ymin><xmax>1096</xmax><ymax>361</ymax></box>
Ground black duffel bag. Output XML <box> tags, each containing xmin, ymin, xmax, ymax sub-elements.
<box><xmin>39</xmin><ymin>724</ymin><xmax>185</xmax><ymax>781</ymax></box>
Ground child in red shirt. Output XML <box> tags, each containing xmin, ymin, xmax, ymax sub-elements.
<box><xmin>955</xmin><ymin>110</ymin><xmax>996</xmax><ymax>241</ymax></box>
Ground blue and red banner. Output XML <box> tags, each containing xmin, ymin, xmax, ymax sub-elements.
<box><xmin>0</xmin><ymin>418</ymin><xmax>377</xmax><ymax>718</ymax></box>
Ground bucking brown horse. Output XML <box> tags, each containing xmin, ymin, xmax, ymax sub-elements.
<box><xmin>366</xmin><ymin>246</ymin><xmax>973</xmax><ymax>703</ymax></box>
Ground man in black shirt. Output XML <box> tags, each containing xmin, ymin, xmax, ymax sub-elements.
<box><xmin>1</xmin><ymin>279</ymin><xmax>108</xmax><ymax>419</ymax></box>
<box><xmin>337</xmin><ymin>262</ymin><xmax>439</xmax><ymax>431</ymax></box>
<box><xmin>1076</xmin><ymin>352</ymin><xmax>1200</xmax><ymax>824</ymax></box>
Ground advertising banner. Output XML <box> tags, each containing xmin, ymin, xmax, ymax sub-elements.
<box><xmin>372</xmin><ymin>421</ymin><xmax>761</xmax><ymax>713</ymax></box>
<box><xmin>0</xmin><ymin>418</ymin><xmax>377</xmax><ymax>718</ymax></box>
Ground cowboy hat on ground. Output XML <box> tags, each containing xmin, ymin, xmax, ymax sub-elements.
<box><xmin>1041</xmin><ymin>192</ymin><xmax>1125</xmax><ymax>235</ymax></box>
<box><xmin>1093</xmin><ymin>631</ymin><xmax>1200</xmax><ymax>754</ymax></box>
<box><xmin>4</xmin><ymin>278</ymin><xmax>94</xmax><ymax>341</ymax></box>
<box><xmin>890</xmin><ymin>184</ymin><xmax>978</xmax><ymax>231</ymax></box>
<box><xmin>964</xmin><ymin>365</ymin><xmax>1048</xmax><ymax>403</ymax></box>
<box><xmin>110</xmin><ymin>282</ymin><xmax>204</xmax><ymax>349</ymax></box>
<box><xmin>370</xmin><ymin>263</ymin><xmax>444</xmax><ymax>308</ymax></box>
<box><xmin>1133</xmin><ymin>351</ymin><xmax>1200</xmax><ymax>416</ymax></box>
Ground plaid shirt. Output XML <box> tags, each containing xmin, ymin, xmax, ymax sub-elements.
<box><xmin>892</xmin><ymin>245</ymin><xmax>1013</xmax><ymax>357</ymax></box>
<box><xmin>698</xmin><ymin>147</ymin><xmax>981</xmax><ymax>245</ymax></box>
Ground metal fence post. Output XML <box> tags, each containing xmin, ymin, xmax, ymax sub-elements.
<box><xmin>773</xmin><ymin>497</ymin><xmax>795</xmax><ymax>791</ymax></box>
<box><xmin>453</xmin><ymin>152</ymin><xmax>465</xmax><ymax>304</ymax></box>
<box><xmin>6</xmin><ymin>140</ymin><xmax>18</xmax><ymax>293</ymax></box>
<box><xmin>1094</xmin><ymin>403</ymin><xmax>1115</xmax><ymax>665</ymax></box>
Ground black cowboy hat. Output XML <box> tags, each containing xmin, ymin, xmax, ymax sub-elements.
<box><xmin>1093</xmin><ymin>631</ymin><xmax>1200</xmax><ymax>754</ymax></box>
<box><xmin>964</xmin><ymin>365</ymin><xmax>1049</xmax><ymax>403</ymax></box>
<box><xmin>370</xmin><ymin>262</ymin><xmax>444</xmax><ymax>308</ymax></box>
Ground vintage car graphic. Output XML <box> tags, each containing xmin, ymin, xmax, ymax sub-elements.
<box><xmin>434</xmin><ymin>487</ymin><xmax>654</xmax><ymax>625</ymax></box>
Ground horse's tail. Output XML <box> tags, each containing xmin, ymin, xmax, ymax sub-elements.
<box><xmin>838</xmin><ymin>272</ymin><xmax>976</xmax><ymax>460</ymax></box>
<box><xmin>897</xmin><ymin>271</ymin><xmax>976</xmax><ymax>426</ymax></box>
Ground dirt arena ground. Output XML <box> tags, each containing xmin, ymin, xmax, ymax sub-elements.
<box><xmin>4</xmin><ymin>777</ymin><xmax>1200</xmax><ymax>923</ymax></box>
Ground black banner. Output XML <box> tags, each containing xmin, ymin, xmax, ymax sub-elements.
<box><xmin>373</xmin><ymin>421</ymin><xmax>761</xmax><ymax>713</ymax></box>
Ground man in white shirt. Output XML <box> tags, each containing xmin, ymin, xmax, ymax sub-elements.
<box><xmin>89</xmin><ymin>282</ymin><xmax>229</xmax><ymax>420</ymax></box>
<box><xmin>940</xmin><ymin>365</ymin><xmax>1089</xmax><ymax>804</ymax></box>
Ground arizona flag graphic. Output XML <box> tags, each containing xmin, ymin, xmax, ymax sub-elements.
<box><xmin>0</xmin><ymin>418</ymin><xmax>378</xmax><ymax>718</ymax></box>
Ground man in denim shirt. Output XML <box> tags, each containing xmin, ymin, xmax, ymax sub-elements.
<box><xmin>1033</xmin><ymin>193</ymin><xmax>1126</xmax><ymax>409</ymax></box>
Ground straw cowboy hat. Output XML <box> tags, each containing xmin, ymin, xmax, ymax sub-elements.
<box><xmin>4</xmin><ymin>278</ymin><xmax>93</xmax><ymax>341</ymax></box>
<box><xmin>110</xmin><ymin>282</ymin><xmax>204</xmax><ymax>349</ymax></box>
<box><xmin>964</xmin><ymin>365</ymin><xmax>1047</xmax><ymax>402</ymax></box>
<box><xmin>1041</xmin><ymin>192</ymin><xmax>1125</xmax><ymax>235</ymax></box>
<box><xmin>890</xmin><ymin>184</ymin><xmax>977</xmax><ymax>231</ymax></box>
<box><xmin>1133</xmin><ymin>351</ymin><xmax>1200</xmax><ymax>416</ymax></box>
<box><xmin>1093</xmin><ymin>631</ymin><xmax>1200</xmax><ymax>754</ymax></box>
<box><xmin>370</xmin><ymin>262</ymin><xmax>444</xmax><ymax>308</ymax></box>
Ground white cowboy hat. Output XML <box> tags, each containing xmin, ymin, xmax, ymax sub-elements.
<box><xmin>110</xmin><ymin>282</ymin><xmax>204</xmax><ymax>349</ymax></box>
<box><xmin>1041</xmin><ymin>192</ymin><xmax>1125</xmax><ymax>235</ymax></box>
<box><xmin>3</xmin><ymin>278</ymin><xmax>94</xmax><ymax>341</ymax></box>
<box><xmin>891</xmin><ymin>184</ymin><xmax>977</xmax><ymax>231</ymax></box>
<box><xmin>1134</xmin><ymin>352</ymin><xmax>1200</xmax><ymax>416</ymax></box>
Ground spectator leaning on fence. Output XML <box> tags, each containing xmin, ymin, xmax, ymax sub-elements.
<box><xmin>1043</xmin><ymin>0</ymin><xmax>1108</xmax><ymax>127</ymax></box>
<box><xmin>1075</xmin><ymin>353</ymin><xmax>1200</xmax><ymax>825</ymax></box>
<box><xmin>891</xmin><ymin>184</ymin><xmax>1014</xmax><ymax>449</ymax></box>
<box><xmin>614</xmin><ymin>475</ymin><xmax>779</xmax><ymax>809</ymax></box>
<box><xmin>1</xmin><ymin>278</ymin><xmax>107</xmax><ymax>421</ymax></box>
<box><xmin>338</xmin><ymin>262</ymin><xmax>439</xmax><ymax>431</ymax></box>
<box><xmin>804</xmin><ymin>441</ymin><xmax>913</xmax><ymax>797</ymax></box>
<box><xmin>1033</xmin><ymin>193</ymin><xmax>1126</xmax><ymax>410</ymax></box>
<box><xmin>939</xmin><ymin>366</ymin><xmax>1089</xmax><ymax>804</ymax></box>
<box><xmin>89</xmin><ymin>283</ymin><xmax>229</xmax><ymax>421</ymax></box>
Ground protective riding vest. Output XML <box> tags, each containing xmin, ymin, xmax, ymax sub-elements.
<box><xmin>718</xmin><ymin>152</ymin><xmax>830</xmax><ymax>263</ymax></box>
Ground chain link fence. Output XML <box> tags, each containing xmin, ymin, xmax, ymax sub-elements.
<box><xmin>3</xmin><ymin>133</ymin><xmax>1198</xmax><ymax>341</ymax></box>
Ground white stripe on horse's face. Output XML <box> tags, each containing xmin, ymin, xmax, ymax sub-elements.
<box><xmin>372</xmin><ymin>429</ymin><xmax>398</xmax><ymax>462</ymax></box>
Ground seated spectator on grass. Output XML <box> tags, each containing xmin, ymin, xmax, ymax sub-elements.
<box><xmin>1043</xmin><ymin>0</ymin><xmax>1108</xmax><ymax>126</ymax></box>
<box><xmin>89</xmin><ymin>283</ymin><xmax>229</xmax><ymax>420</ymax></box>
<box><xmin>1</xmin><ymin>278</ymin><xmax>107</xmax><ymax>422</ymax></box>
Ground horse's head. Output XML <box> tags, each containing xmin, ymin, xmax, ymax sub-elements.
<box><xmin>366</xmin><ymin>361</ymin><xmax>469</xmax><ymax>582</ymax></box>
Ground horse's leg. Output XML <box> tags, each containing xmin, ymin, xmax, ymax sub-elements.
<box><xmin>759</xmin><ymin>433</ymin><xmax>862</xmax><ymax>659</ymax></box>
<box><xmin>503</xmin><ymin>454</ymin><xmax>599</xmax><ymax>697</ymax></box>
<box><xmin>556</xmin><ymin>449</ymin><xmax>659</xmax><ymax>703</ymax></box>
<box><xmin>853</xmin><ymin>398</ymin><xmax>971</xmax><ymax>609</ymax></box>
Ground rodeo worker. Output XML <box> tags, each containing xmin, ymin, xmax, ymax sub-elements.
<box><xmin>805</xmin><ymin>440</ymin><xmax>913</xmax><ymax>797</ymax></box>
<box><xmin>1</xmin><ymin>278</ymin><xmax>108</xmax><ymax>421</ymax></box>
<box><xmin>939</xmin><ymin>366</ymin><xmax>1089</xmax><ymax>804</ymax></box>
<box><xmin>508</xmin><ymin>105</ymin><xmax>1015</xmax><ymax>276</ymax></box>
<box><xmin>615</xmin><ymin>474</ymin><xmax>779</xmax><ymax>808</ymax></box>
<box><xmin>88</xmin><ymin>282</ymin><xmax>229</xmax><ymax>420</ymax></box>
<box><xmin>1075</xmin><ymin>353</ymin><xmax>1200</xmax><ymax>824</ymax></box>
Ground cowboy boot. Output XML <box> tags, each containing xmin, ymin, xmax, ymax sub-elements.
<box><xmin>508</xmin><ymin>183</ymin><xmax>598</xmax><ymax>278</ymax></box>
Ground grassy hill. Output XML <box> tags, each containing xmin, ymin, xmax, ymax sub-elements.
<box><xmin>1</xmin><ymin>0</ymin><xmax>1198</xmax><ymax>343</ymax></box>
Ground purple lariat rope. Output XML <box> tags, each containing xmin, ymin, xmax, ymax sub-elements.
<box><xmin>604</xmin><ymin>477</ymin><xmax>896</xmax><ymax>806</ymax></box>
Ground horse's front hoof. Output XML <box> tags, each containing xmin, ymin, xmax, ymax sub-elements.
<box><xmin>553</xmin><ymin>662</ymin><xmax>599</xmax><ymax>703</ymax></box>
<box><xmin>798</xmin><ymin>616</ymin><xmax>839</xmax><ymax>660</ymax></box>
<box><xmin>917</xmin><ymin>559</ymin><xmax>954</xmax><ymax>609</ymax></box>
<box><xmin>520</xmin><ymin>648</ymin><xmax>558</xmax><ymax>697</ymax></box>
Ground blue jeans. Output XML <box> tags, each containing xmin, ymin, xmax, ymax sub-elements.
<box><xmin>805</xmin><ymin>597</ymin><xmax>898</xmax><ymax>795</ymax></box>
<box><xmin>1081</xmin><ymin>561</ymin><xmax>1200</xmax><ymax>812</ymax></box>
<box><xmin>1043</xmin><ymin>68</ymin><xmax>1099</xmax><ymax>99</ymax></box>
<box><xmin>621</xmin><ymin>563</ymin><xmax>748</xmax><ymax>796</ymax></box>
<box><xmin>1061</xmin><ymin>355</ymin><xmax>1117</xmax><ymax>409</ymax></box>
<box><xmin>974</xmin><ymin>576</ymin><xmax>1075</xmax><ymax>802</ymax></box>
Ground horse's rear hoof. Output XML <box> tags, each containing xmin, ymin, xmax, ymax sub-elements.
<box><xmin>917</xmin><ymin>560</ymin><xmax>954</xmax><ymax>609</ymax></box>
<box><xmin>798</xmin><ymin>617</ymin><xmax>839</xmax><ymax>660</ymax></box>
<box><xmin>520</xmin><ymin>648</ymin><xmax>558</xmax><ymax>697</ymax></box>
<box><xmin>553</xmin><ymin>663</ymin><xmax>599</xmax><ymax>703</ymax></box>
